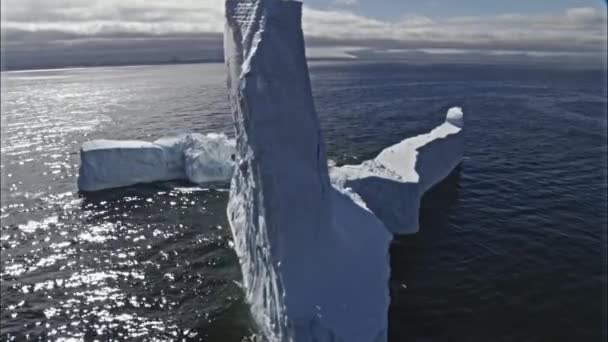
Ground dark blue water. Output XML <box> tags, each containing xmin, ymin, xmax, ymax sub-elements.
<box><xmin>1</xmin><ymin>62</ymin><xmax>606</xmax><ymax>341</ymax></box>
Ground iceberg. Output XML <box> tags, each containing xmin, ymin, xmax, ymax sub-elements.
<box><xmin>77</xmin><ymin>133</ymin><xmax>235</xmax><ymax>192</ymax></box>
<box><xmin>75</xmin><ymin>0</ymin><xmax>465</xmax><ymax>340</ymax></box>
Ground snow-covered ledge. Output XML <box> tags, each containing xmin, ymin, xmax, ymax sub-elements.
<box><xmin>331</xmin><ymin>107</ymin><xmax>464</xmax><ymax>234</ymax></box>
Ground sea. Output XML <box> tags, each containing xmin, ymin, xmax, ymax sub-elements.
<box><xmin>1</xmin><ymin>62</ymin><xmax>607</xmax><ymax>341</ymax></box>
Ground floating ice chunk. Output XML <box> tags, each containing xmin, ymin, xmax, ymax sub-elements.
<box><xmin>331</xmin><ymin>107</ymin><xmax>464</xmax><ymax>234</ymax></box>
<box><xmin>77</xmin><ymin>133</ymin><xmax>235</xmax><ymax>192</ymax></box>
<box><xmin>77</xmin><ymin>139</ymin><xmax>186</xmax><ymax>192</ymax></box>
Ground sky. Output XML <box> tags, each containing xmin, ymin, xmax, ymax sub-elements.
<box><xmin>1</xmin><ymin>0</ymin><xmax>607</xmax><ymax>70</ymax></box>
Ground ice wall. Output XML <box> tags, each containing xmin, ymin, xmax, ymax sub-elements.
<box><xmin>224</xmin><ymin>0</ymin><xmax>390</xmax><ymax>341</ymax></box>
<box><xmin>78</xmin><ymin>140</ymin><xmax>182</xmax><ymax>192</ymax></box>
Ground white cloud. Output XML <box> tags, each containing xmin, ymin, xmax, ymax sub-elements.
<box><xmin>1</xmin><ymin>0</ymin><xmax>606</xmax><ymax>54</ymax></box>
<box><xmin>2</xmin><ymin>0</ymin><xmax>225</xmax><ymax>35</ymax></box>
<box><xmin>302</xmin><ymin>6</ymin><xmax>607</xmax><ymax>53</ymax></box>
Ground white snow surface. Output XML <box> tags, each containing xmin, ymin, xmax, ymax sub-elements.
<box><xmin>77</xmin><ymin>133</ymin><xmax>235</xmax><ymax>192</ymax></box>
<box><xmin>77</xmin><ymin>111</ymin><xmax>463</xmax><ymax>198</ymax></box>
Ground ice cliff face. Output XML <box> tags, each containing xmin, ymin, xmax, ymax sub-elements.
<box><xmin>224</xmin><ymin>0</ymin><xmax>391</xmax><ymax>341</ymax></box>
<box><xmin>77</xmin><ymin>133</ymin><xmax>235</xmax><ymax>192</ymax></box>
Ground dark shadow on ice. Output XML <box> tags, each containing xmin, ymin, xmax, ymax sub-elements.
<box><xmin>347</xmin><ymin>177</ymin><xmax>421</xmax><ymax>234</ymax></box>
<box><xmin>414</xmin><ymin>126</ymin><xmax>464</xmax><ymax>195</ymax></box>
<box><xmin>346</xmin><ymin>125</ymin><xmax>464</xmax><ymax>236</ymax></box>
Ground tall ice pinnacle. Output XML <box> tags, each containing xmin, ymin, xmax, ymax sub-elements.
<box><xmin>224</xmin><ymin>0</ymin><xmax>391</xmax><ymax>341</ymax></box>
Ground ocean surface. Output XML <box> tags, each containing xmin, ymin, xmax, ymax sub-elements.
<box><xmin>1</xmin><ymin>62</ymin><xmax>606</xmax><ymax>341</ymax></box>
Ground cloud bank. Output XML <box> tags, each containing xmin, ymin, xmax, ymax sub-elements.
<box><xmin>1</xmin><ymin>0</ymin><xmax>606</xmax><ymax>70</ymax></box>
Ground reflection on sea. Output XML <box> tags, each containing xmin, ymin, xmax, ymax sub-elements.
<box><xmin>2</xmin><ymin>182</ymin><xmax>255</xmax><ymax>341</ymax></box>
